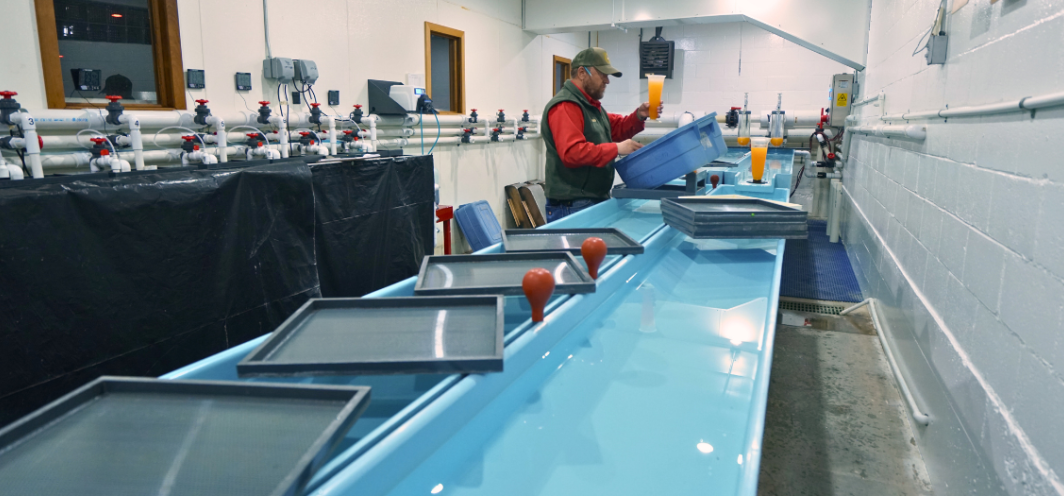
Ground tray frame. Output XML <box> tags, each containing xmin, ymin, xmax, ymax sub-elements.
<box><xmin>236</xmin><ymin>296</ymin><xmax>505</xmax><ymax>377</ymax></box>
<box><xmin>0</xmin><ymin>376</ymin><xmax>371</xmax><ymax>496</ymax></box>
<box><xmin>502</xmin><ymin>228</ymin><xmax>644</xmax><ymax>255</ymax></box>
<box><xmin>413</xmin><ymin>252</ymin><xmax>596</xmax><ymax>296</ymax></box>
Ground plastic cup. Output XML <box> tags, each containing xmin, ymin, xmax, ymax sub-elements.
<box><xmin>750</xmin><ymin>137</ymin><xmax>769</xmax><ymax>183</ymax></box>
<box><xmin>647</xmin><ymin>75</ymin><xmax>665</xmax><ymax>120</ymax></box>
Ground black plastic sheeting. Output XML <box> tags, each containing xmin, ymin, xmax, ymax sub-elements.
<box><xmin>0</xmin><ymin>155</ymin><xmax>434</xmax><ymax>426</ymax></box>
<box><xmin>312</xmin><ymin>156</ymin><xmax>434</xmax><ymax>297</ymax></box>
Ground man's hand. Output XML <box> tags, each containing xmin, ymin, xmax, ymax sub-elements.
<box><xmin>617</xmin><ymin>139</ymin><xmax>644</xmax><ymax>155</ymax></box>
<box><xmin>636</xmin><ymin>102</ymin><xmax>665</xmax><ymax>121</ymax></box>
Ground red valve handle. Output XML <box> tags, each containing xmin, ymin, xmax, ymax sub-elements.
<box><xmin>343</xmin><ymin>130</ymin><xmax>353</xmax><ymax>135</ymax></box>
<box><xmin>523</xmin><ymin>109</ymin><xmax>528</xmax><ymax>112</ymax></box>
<box><xmin>0</xmin><ymin>91</ymin><xmax>16</xmax><ymax>99</ymax></box>
<box><xmin>181</xmin><ymin>135</ymin><xmax>196</xmax><ymax>141</ymax></box>
<box><xmin>299</xmin><ymin>132</ymin><xmax>311</xmax><ymax>136</ymax></box>
<box><xmin>498</xmin><ymin>109</ymin><xmax>504</xmax><ymax>112</ymax></box>
<box><xmin>246</xmin><ymin>133</ymin><xmax>260</xmax><ymax>138</ymax></box>
<box><xmin>258</xmin><ymin>101</ymin><xmax>270</xmax><ymax>106</ymax></box>
<box><xmin>352</xmin><ymin>136</ymin><xmax>359</xmax><ymax>141</ymax></box>
<box><xmin>353</xmin><ymin>104</ymin><xmax>362</xmax><ymax>108</ymax></box>
<box><xmin>471</xmin><ymin>108</ymin><xmax>477</xmax><ymax>112</ymax></box>
<box><xmin>105</xmin><ymin>95</ymin><xmax>122</xmax><ymax>102</ymax></box>
<box><xmin>464</xmin><ymin>128</ymin><xmax>472</xmax><ymax>133</ymax></box>
<box><xmin>195</xmin><ymin>99</ymin><xmax>208</xmax><ymax>104</ymax></box>
<box><xmin>492</xmin><ymin>128</ymin><xmax>500</xmax><ymax>132</ymax></box>
<box><xmin>827</xmin><ymin>152</ymin><xmax>836</xmax><ymax>160</ymax></box>
<box><xmin>90</xmin><ymin>137</ymin><xmax>107</xmax><ymax>144</ymax></box>
<box><xmin>730</xmin><ymin>106</ymin><xmax>742</xmax><ymax>111</ymax></box>
<box><xmin>310</xmin><ymin>103</ymin><xmax>320</xmax><ymax>108</ymax></box>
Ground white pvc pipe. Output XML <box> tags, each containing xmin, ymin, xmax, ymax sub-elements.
<box><xmin>207</xmin><ymin>115</ymin><xmax>227</xmax><ymax>163</ymax></box>
<box><xmin>759</xmin><ymin>110</ymin><xmax>824</xmax><ymax>129</ymax></box>
<box><xmin>1021</xmin><ymin>90</ymin><xmax>1064</xmax><ymax>109</ymax></box>
<box><xmin>939</xmin><ymin>101</ymin><xmax>1019</xmax><ymax>118</ymax></box>
<box><xmin>118</xmin><ymin>114</ymin><xmax>145</xmax><ymax>170</ymax></box>
<box><xmin>326</xmin><ymin>114</ymin><xmax>337</xmax><ymax>156</ymax></box>
<box><xmin>849</xmin><ymin>124</ymin><xmax>926</xmax><ymax>140</ymax></box>
<box><xmin>0</xmin><ymin>156</ymin><xmax>24</xmax><ymax>180</ymax></box>
<box><xmin>13</xmin><ymin>113</ymin><xmax>43</xmax><ymax>178</ymax></box>
<box><xmin>270</xmin><ymin>115</ymin><xmax>289</xmax><ymax>158</ymax></box>
<box><xmin>842</xmin><ymin>298</ymin><xmax>932</xmax><ymax>426</ymax></box>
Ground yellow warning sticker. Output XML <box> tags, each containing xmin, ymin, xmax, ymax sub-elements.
<box><xmin>836</xmin><ymin>93</ymin><xmax>848</xmax><ymax>107</ymax></box>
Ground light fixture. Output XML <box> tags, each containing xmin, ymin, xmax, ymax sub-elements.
<box><xmin>696</xmin><ymin>442</ymin><xmax>714</xmax><ymax>454</ymax></box>
<box><xmin>111</xmin><ymin>13</ymin><xmax>123</xmax><ymax>18</ymax></box>
<box><xmin>431</xmin><ymin>484</ymin><xmax>444</xmax><ymax>494</ymax></box>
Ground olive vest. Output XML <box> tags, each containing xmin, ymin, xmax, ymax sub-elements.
<box><xmin>541</xmin><ymin>80</ymin><xmax>615</xmax><ymax>201</ymax></box>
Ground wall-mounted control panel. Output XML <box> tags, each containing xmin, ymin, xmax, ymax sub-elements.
<box><xmin>186</xmin><ymin>69</ymin><xmax>205</xmax><ymax>89</ymax></box>
<box><xmin>829</xmin><ymin>73</ymin><xmax>853</xmax><ymax>127</ymax></box>
<box><xmin>263</xmin><ymin>57</ymin><xmax>294</xmax><ymax>84</ymax></box>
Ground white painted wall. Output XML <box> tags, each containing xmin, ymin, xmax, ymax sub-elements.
<box><xmin>0</xmin><ymin>0</ymin><xmax>589</xmax><ymax>252</ymax></box>
<box><xmin>593</xmin><ymin>23</ymin><xmax>852</xmax><ymax>119</ymax></box>
<box><xmin>843</xmin><ymin>1</ymin><xmax>1064</xmax><ymax>494</ymax></box>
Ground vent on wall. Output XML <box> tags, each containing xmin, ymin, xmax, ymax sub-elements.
<box><xmin>639</xmin><ymin>28</ymin><xmax>674</xmax><ymax>79</ymax></box>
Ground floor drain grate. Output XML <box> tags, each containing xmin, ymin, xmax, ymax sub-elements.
<box><xmin>779</xmin><ymin>301</ymin><xmax>846</xmax><ymax>315</ymax></box>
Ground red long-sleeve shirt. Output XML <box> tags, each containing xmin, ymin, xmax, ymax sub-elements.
<box><xmin>548</xmin><ymin>86</ymin><xmax>645</xmax><ymax>169</ymax></box>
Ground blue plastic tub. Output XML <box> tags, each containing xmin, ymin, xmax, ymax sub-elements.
<box><xmin>614</xmin><ymin>112</ymin><xmax>727</xmax><ymax>190</ymax></box>
<box><xmin>455</xmin><ymin>200</ymin><xmax>503</xmax><ymax>251</ymax></box>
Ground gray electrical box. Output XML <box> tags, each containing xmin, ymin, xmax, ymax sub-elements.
<box><xmin>829</xmin><ymin>73</ymin><xmax>853</xmax><ymax>127</ymax></box>
<box><xmin>294</xmin><ymin>59</ymin><xmax>318</xmax><ymax>85</ymax></box>
<box><xmin>925</xmin><ymin>35</ymin><xmax>948</xmax><ymax>65</ymax></box>
<box><xmin>263</xmin><ymin>57</ymin><xmax>294</xmax><ymax>84</ymax></box>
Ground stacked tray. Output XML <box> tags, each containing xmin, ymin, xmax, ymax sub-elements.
<box><xmin>661</xmin><ymin>197</ymin><xmax>808</xmax><ymax>239</ymax></box>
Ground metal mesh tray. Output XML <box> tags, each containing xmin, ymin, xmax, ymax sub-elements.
<box><xmin>502</xmin><ymin>228</ymin><xmax>644</xmax><ymax>255</ymax></box>
<box><xmin>0</xmin><ymin>377</ymin><xmax>371</xmax><ymax>496</ymax></box>
<box><xmin>414</xmin><ymin>252</ymin><xmax>596</xmax><ymax>296</ymax></box>
<box><xmin>237</xmin><ymin>296</ymin><xmax>505</xmax><ymax>377</ymax></box>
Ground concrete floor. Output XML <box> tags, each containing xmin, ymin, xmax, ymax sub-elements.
<box><xmin>758</xmin><ymin>298</ymin><xmax>934</xmax><ymax>496</ymax></box>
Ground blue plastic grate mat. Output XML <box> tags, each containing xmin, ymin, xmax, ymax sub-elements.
<box><xmin>781</xmin><ymin>220</ymin><xmax>863</xmax><ymax>303</ymax></box>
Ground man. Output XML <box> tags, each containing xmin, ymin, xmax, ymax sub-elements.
<box><xmin>541</xmin><ymin>47</ymin><xmax>662</xmax><ymax>222</ymax></box>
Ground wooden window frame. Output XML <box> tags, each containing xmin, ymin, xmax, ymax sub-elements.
<box><xmin>553</xmin><ymin>55</ymin><xmax>571</xmax><ymax>96</ymax></box>
<box><xmin>424</xmin><ymin>22</ymin><xmax>465</xmax><ymax>115</ymax></box>
<box><xmin>34</xmin><ymin>0</ymin><xmax>186</xmax><ymax>111</ymax></box>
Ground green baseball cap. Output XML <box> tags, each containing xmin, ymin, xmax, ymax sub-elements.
<box><xmin>572</xmin><ymin>47</ymin><xmax>622</xmax><ymax>77</ymax></box>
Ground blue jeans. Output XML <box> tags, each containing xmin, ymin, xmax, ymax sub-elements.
<box><xmin>546</xmin><ymin>198</ymin><xmax>600</xmax><ymax>223</ymax></box>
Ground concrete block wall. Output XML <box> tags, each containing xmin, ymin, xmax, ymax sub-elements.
<box><xmin>842</xmin><ymin>1</ymin><xmax>1064</xmax><ymax>494</ymax></box>
<box><xmin>0</xmin><ymin>0</ymin><xmax>589</xmax><ymax>252</ymax></box>
<box><xmin>592</xmin><ymin>23</ymin><xmax>852</xmax><ymax>118</ymax></box>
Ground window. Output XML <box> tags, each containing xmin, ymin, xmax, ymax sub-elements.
<box><xmin>424</xmin><ymin>22</ymin><xmax>465</xmax><ymax>114</ymax></box>
<box><xmin>553</xmin><ymin>56</ymin><xmax>571</xmax><ymax>95</ymax></box>
<box><xmin>34</xmin><ymin>0</ymin><xmax>186</xmax><ymax>110</ymax></box>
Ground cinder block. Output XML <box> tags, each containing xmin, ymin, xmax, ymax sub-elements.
<box><xmin>914</xmin><ymin>152</ymin><xmax>933</xmax><ymax>198</ymax></box>
<box><xmin>1012</xmin><ymin>356</ymin><xmax>1064</xmax><ymax>474</ymax></box>
<box><xmin>931</xmin><ymin>157</ymin><xmax>958</xmax><ymax>214</ymax></box>
<box><xmin>953</xmin><ymin>165</ymin><xmax>993</xmax><ymax>231</ymax></box>
<box><xmin>918</xmin><ymin>203</ymin><xmax>943</xmax><ymax>255</ymax></box>
<box><xmin>908</xmin><ymin>196</ymin><xmax>926</xmax><ymax>239</ymax></box>
<box><xmin>999</xmin><ymin>253</ymin><xmax>1064</xmax><ymax>373</ymax></box>
<box><xmin>987</xmin><ymin>174</ymin><xmax>1042</xmax><ymax>260</ymax></box>
<box><xmin>921</xmin><ymin>255</ymin><xmax>950</xmax><ymax>311</ymax></box>
<box><xmin>962</xmin><ymin>230</ymin><xmax>1006</xmax><ymax>312</ymax></box>
<box><xmin>943</xmin><ymin>274</ymin><xmax>980</xmax><ymax>342</ymax></box>
<box><xmin>966</xmin><ymin>303</ymin><xmax>1023</xmax><ymax>407</ymax></box>
<box><xmin>938</xmin><ymin>213</ymin><xmax>970</xmax><ymax>277</ymax></box>
<box><xmin>1033</xmin><ymin>182</ymin><xmax>1064</xmax><ymax>280</ymax></box>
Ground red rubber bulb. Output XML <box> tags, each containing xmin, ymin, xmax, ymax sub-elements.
<box><xmin>710</xmin><ymin>174</ymin><xmax>720</xmax><ymax>189</ymax></box>
<box><xmin>581</xmin><ymin>237</ymin><xmax>608</xmax><ymax>280</ymax></box>
<box><xmin>523</xmin><ymin>268</ymin><xmax>555</xmax><ymax>323</ymax></box>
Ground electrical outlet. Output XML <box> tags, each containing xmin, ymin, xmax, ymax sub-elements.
<box><xmin>186</xmin><ymin>69</ymin><xmax>205</xmax><ymax>89</ymax></box>
<box><xmin>328</xmin><ymin>90</ymin><xmax>339</xmax><ymax>106</ymax></box>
